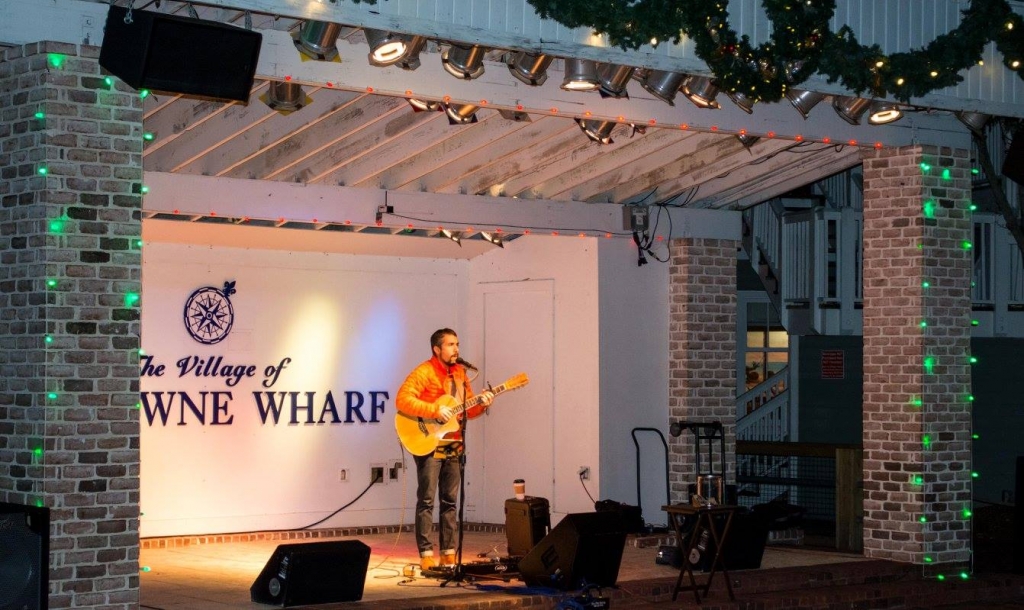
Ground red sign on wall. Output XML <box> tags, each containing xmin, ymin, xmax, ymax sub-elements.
<box><xmin>821</xmin><ymin>350</ymin><xmax>845</xmax><ymax>380</ymax></box>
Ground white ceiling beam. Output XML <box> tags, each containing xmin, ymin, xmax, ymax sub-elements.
<box><xmin>142</xmin><ymin>172</ymin><xmax>740</xmax><ymax>240</ymax></box>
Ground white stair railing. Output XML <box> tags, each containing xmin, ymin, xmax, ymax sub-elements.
<box><xmin>736</xmin><ymin>367</ymin><xmax>789</xmax><ymax>442</ymax></box>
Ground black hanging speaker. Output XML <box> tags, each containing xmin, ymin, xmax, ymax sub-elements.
<box><xmin>518</xmin><ymin>511</ymin><xmax>626</xmax><ymax>590</ymax></box>
<box><xmin>0</xmin><ymin>502</ymin><xmax>50</xmax><ymax>610</ymax></box>
<box><xmin>1004</xmin><ymin>133</ymin><xmax>1024</xmax><ymax>187</ymax></box>
<box><xmin>99</xmin><ymin>5</ymin><xmax>261</xmax><ymax>103</ymax></box>
<box><xmin>250</xmin><ymin>540</ymin><xmax>370</xmax><ymax>607</ymax></box>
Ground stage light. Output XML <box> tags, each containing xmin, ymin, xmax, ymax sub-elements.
<box><xmin>955</xmin><ymin>110</ymin><xmax>990</xmax><ymax>135</ymax></box>
<box><xmin>681</xmin><ymin>76</ymin><xmax>721</xmax><ymax>109</ymax></box>
<box><xmin>261</xmin><ymin>81</ymin><xmax>308</xmax><ymax>112</ymax></box>
<box><xmin>785</xmin><ymin>89</ymin><xmax>825</xmax><ymax>119</ymax></box>
<box><xmin>444</xmin><ymin>103</ymin><xmax>479</xmax><ymax>124</ymax></box>
<box><xmin>295</xmin><ymin>20</ymin><xmax>342</xmax><ymax>61</ymax></box>
<box><xmin>480</xmin><ymin>231</ymin><xmax>504</xmax><ymax>247</ymax></box>
<box><xmin>726</xmin><ymin>90</ymin><xmax>756</xmax><ymax>114</ymax></box>
<box><xmin>498</xmin><ymin>109</ymin><xmax>532</xmax><ymax>122</ymax></box>
<box><xmin>736</xmin><ymin>133</ymin><xmax>760</xmax><ymax>148</ymax></box>
<box><xmin>508</xmin><ymin>51</ymin><xmax>553</xmax><ymax>86</ymax></box>
<box><xmin>639</xmin><ymin>70</ymin><xmax>687</xmax><ymax>105</ymax></box>
<box><xmin>597</xmin><ymin>63</ymin><xmax>634</xmax><ymax>98</ymax></box>
<box><xmin>867</xmin><ymin>101</ymin><xmax>903</xmax><ymax>125</ymax></box>
<box><xmin>832</xmin><ymin>96</ymin><xmax>871</xmax><ymax>125</ymax></box>
<box><xmin>576</xmin><ymin>118</ymin><xmax>615</xmax><ymax>144</ymax></box>
<box><xmin>441</xmin><ymin>229</ymin><xmax>462</xmax><ymax>246</ymax></box>
<box><xmin>364</xmin><ymin>29</ymin><xmax>408</xmax><ymax>66</ymax></box>
<box><xmin>562</xmin><ymin>58</ymin><xmax>600</xmax><ymax>91</ymax></box>
<box><xmin>397</xmin><ymin>36</ymin><xmax>427</xmax><ymax>71</ymax></box>
<box><xmin>442</xmin><ymin>44</ymin><xmax>486</xmax><ymax>80</ymax></box>
<box><xmin>408</xmin><ymin>98</ymin><xmax>441</xmax><ymax>112</ymax></box>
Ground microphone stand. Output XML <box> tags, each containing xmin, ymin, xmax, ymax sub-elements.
<box><xmin>442</xmin><ymin>377</ymin><xmax>474</xmax><ymax>586</ymax></box>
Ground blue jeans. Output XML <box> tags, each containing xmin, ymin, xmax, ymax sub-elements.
<box><xmin>413</xmin><ymin>453</ymin><xmax>460</xmax><ymax>554</ymax></box>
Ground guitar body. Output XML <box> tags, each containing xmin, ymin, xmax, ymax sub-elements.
<box><xmin>395</xmin><ymin>372</ymin><xmax>530</xmax><ymax>456</ymax></box>
<box><xmin>394</xmin><ymin>395</ymin><xmax>461</xmax><ymax>456</ymax></box>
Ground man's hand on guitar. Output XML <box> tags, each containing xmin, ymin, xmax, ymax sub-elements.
<box><xmin>436</xmin><ymin>405</ymin><xmax>455</xmax><ymax>423</ymax></box>
<box><xmin>479</xmin><ymin>391</ymin><xmax>495</xmax><ymax>407</ymax></box>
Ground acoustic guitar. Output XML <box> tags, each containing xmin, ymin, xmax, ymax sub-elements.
<box><xmin>395</xmin><ymin>373</ymin><xmax>529</xmax><ymax>456</ymax></box>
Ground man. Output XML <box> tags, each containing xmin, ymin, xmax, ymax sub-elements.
<box><xmin>396</xmin><ymin>328</ymin><xmax>493</xmax><ymax>571</ymax></box>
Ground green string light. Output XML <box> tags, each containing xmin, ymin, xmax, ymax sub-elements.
<box><xmin>37</xmin><ymin>166</ymin><xmax>48</xmax><ymax>175</ymax></box>
<box><xmin>971</xmin><ymin>319</ymin><xmax>980</xmax><ymax>326</ymax></box>
<box><xmin>910</xmin><ymin>396</ymin><xmax>923</xmax><ymax>407</ymax></box>
<box><xmin>46</xmin><ymin>279</ymin><xmax>56</xmax><ymax>288</ymax></box>
<box><xmin>46</xmin><ymin>392</ymin><xmax>57</xmax><ymax>400</ymax></box>
<box><xmin>941</xmin><ymin>168</ymin><xmax>952</xmax><ymax>180</ymax></box>
<box><xmin>922</xmin><ymin>434</ymin><xmax>931</xmax><ymax>449</ymax></box>
<box><xmin>104</xmin><ymin>76</ymin><xmax>113</xmax><ymax>87</ymax></box>
<box><xmin>135</xmin><ymin>239</ymin><xmax>144</xmax><ymax>248</ymax></box>
<box><xmin>960</xmin><ymin>572</ymin><xmax>969</xmax><ymax>580</ymax></box>
<box><xmin>971</xmin><ymin>471</ymin><xmax>979</xmax><ymax>478</ymax></box>
<box><xmin>44</xmin><ymin>335</ymin><xmax>53</xmax><ymax>344</ymax></box>
<box><xmin>919</xmin><ymin>515</ymin><xmax>928</xmax><ymax>523</ymax></box>
<box><xmin>923</xmin><ymin>357</ymin><xmax>935</xmax><ymax>375</ymax></box>
<box><xmin>971</xmin><ymin>168</ymin><xmax>980</xmax><ymax>175</ymax></box>
<box><xmin>937</xmin><ymin>574</ymin><xmax>946</xmax><ymax>581</ymax></box>
<box><xmin>914</xmin><ymin>475</ymin><xmax>924</xmax><ymax>485</ymax></box>
<box><xmin>124</xmin><ymin>292</ymin><xmax>140</xmax><ymax>307</ymax></box>
<box><xmin>920</xmin><ymin>162</ymin><xmax>932</xmax><ymax>173</ymax></box>
<box><xmin>140</xmin><ymin>89</ymin><xmax>150</xmax><ymax>99</ymax></box>
<box><xmin>143</xmin><ymin>132</ymin><xmax>155</xmax><ymax>141</ymax></box>
<box><xmin>920</xmin><ymin>320</ymin><xmax>928</xmax><ymax>328</ymax></box>
<box><xmin>924</xmin><ymin>556</ymin><xmax>934</xmax><ymax>563</ymax></box>
<box><xmin>34</xmin><ymin>110</ymin><xmax>45</xmax><ymax>119</ymax></box>
<box><xmin>922</xmin><ymin>280</ymin><xmax>930</xmax><ymax>288</ymax></box>
<box><xmin>923</xmin><ymin>200</ymin><xmax>936</xmax><ymax>218</ymax></box>
<box><xmin>963</xmin><ymin>240</ymin><xmax>973</xmax><ymax>250</ymax></box>
<box><xmin>967</xmin><ymin>394</ymin><xmax>975</xmax><ymax>402</ymax></box>
<box><xmin>969</xmin><ymin>356</ymin><xmax>978</xmax><ymax>364</ymax></box>
<box><xmin>33</xmin><ymin>446</ymin><xmax>43</xmax><ymax>457</ymax></box>
<box><xmin>140</xmin><ymin>185</ymin><xmax>150</xmax><ymax>194</ymax></box>
<box><xmin>973</xmin><ymin>433</ymin><xmax>980</xmax><ymax>440</ymax></box>
<box><xmin>963</xmin><ymin>507</ymin><xmax>973</xmax><ymax>518</ymax></box>
<box><xmin>47</xmin><ymin>53</ymin><xmax>65</xmax><ymax>69</ymax></box>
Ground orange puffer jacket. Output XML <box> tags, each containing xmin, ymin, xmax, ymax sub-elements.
<box><xmin>396</xmin><ymin>356</ymin><xmax>485</xmax><ymax>423</ymax></box>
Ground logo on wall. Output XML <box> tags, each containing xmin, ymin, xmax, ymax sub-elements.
<box><xmin>183</xmin><ymin>281</ymin><xmax>236</xmax><ymax>345</ymax></box>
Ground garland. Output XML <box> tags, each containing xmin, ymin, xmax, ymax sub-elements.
<box><xmin>522</xmin><ymin>0</ymin><xmax>1023</xmax><ymax>103</ymax></box>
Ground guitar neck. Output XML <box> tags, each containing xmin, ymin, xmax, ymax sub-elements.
<box><xmin>454</xmin><ymin>381</ymin><xmax>510</xmax><ymax>415</ymax></box>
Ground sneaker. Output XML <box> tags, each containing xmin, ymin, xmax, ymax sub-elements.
<box><xmin>440</xmin><ymin>552</ymin><xmax>457</xmax><ymax>567</ymax></box>
<box><xmin>419</xmin><ymin>554</ymin><xmax>437</xmax><ymax>571</ymax></box>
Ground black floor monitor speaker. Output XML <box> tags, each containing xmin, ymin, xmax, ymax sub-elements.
<box><xmin>1004</xmin><ymin>133</ymin><xmax>1024</xmax><ymax>187</ymax></box>
<box><xmin>99</xmin><ymin>5</ymin><xmax>261</xmax><ymax>103</ymax></box>
<box><xmin>518</xmin><ymin>511</ymin><xmax>626</xmax><ymax>590</ymax></box>
<box><xmin>250</xmin><ymin>540</ymin><xmax>370</xmax><ymax>606</ymax></box>
<box><xmin>0</xmin><ymin>502</ymin><xmax>50</xmax><ymax>610</ymax></box>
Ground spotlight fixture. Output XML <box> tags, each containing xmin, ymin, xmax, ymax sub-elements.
<box><xmin>681</xmin><ymin>76</ymin><xmax>721</xmax><ymax>109</ymax></box>
<box><xmin>561</xmin><ymin>58</ymin><xmax>599</xmax><ymax>91</ymax></box>
<box><xmin>295</xmin><ymin>20</ymin><xmax>343</xmax><ymax>61</ymax></box>
<box><xmin>442</xmin><ymin>44</ymin><xmax>486</xmax><ymax>80</ymax></box>
<box><xmin>441</xmin><ymin>229</ymin><xmax>462</xmax><ymax>246</ymax></box>
<box><xmin>736</xmin><ymin>133</ymin><xmax>760</xmax><ymax>148</ymax></box>
<box><xmin>408</xmin><ymin>98</ymin><xmax>441</xmax><ymax>112</ymax></box>
<box><xmin>867</xmin><ymin>101</ymin><xmax>903</xmax><ymax>125</ymax></box>
<box><xmin>498</xmin><ymin>109</ymin><xmax>532</xmax><ymax>122</ymax></box>
<box><xmin>639</xmin><ymin>70</ymin><xmax>687</xmax><ymax>105</ymax></box>
<box><xmin>597</xmin><ymin>63</ymin><xmax>634</xmax><ymax>98</ymax></box>
<box><xmin>480</xmin><ymin>231</ymin><xmax>504</xmax><ymax>248</ymax></box>
<box><xmin>508</xmin><ymin>51</ymin><xmax>553</xmax><ymax>86</ymax></box>
<box><xmin>261</xmin><ymin>81</ymin><xmax>308</xmax><ymax>112</ymax></box>
<box><xmin>364</xmin><ymin>29</ymin><xmax>408</xmax><ymax>66</ymax></box>
<box><xmin>786</xmin><ymin>89</ymin><xmax>825</xmax><ymax>119</ymax></box>
<box><xmin>955</xmin><ymin>110</ymin><xmax>990</xmax><ymax>135</ymax></box>
<box><xmin>444</xmin><ymin>103</ymin><xmax>479</xmax><ymax>124</ymax></box>
<box><xmin>832</xmin><ymin>96</ymin><xmax>872</xmax><ymax>125</ymax></box>
<box><xmin>576</xmin><ymin>118</ymin><xmax>615</xmax><ymax>145</ymax></box>
<box><xmin>397</xmin><ymin>36</ymin><xmax>427</xmax><ymax>71</ymax></box>
<box><xmin>726</xmin><ymin>90</ymin><xmax>756</xmax><ymax>114</ymax></box>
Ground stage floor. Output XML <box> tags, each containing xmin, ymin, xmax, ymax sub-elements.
<box><xmin>139</xmin><ymin>528</ymin><xmax>867</xmax><ymax>609</ymax></box>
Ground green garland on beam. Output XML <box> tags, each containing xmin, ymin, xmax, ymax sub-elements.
<box><xmin>522</xmin><ymin>0</ymin><xmax>1024</xmax><ymax>103</ymax></box>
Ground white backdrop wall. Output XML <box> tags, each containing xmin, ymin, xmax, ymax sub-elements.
<box><xmin>139</xmin><ymin>242</ymin><xmax>471</xmax><ymax>537</ymax></box>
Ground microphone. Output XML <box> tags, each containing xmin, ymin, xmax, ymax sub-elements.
<box><xmin>455</xmin><ymin>357</ymin><xmax>478</xmax><ymax>371</ymax></box>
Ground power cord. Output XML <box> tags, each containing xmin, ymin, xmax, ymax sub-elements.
<box><xmin>299</xmin><ymin>471</ymin><xmax>382</xmax><ymax>530</ymax></box>
<box><xmin>579</xmin><ymin>471</ymin><xmax>596</xmax><ymax>504</ymax></box>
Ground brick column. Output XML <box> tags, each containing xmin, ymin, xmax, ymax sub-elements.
<box><xmin>861</xmin><ymin>145</ymin><xmax>972</xmax><ymax>571</ymax></box>
<box><xmin>668</xmin><ymin>238</ymin><xmax>737</xmax><ymax>502</ymax></box>
<box><xmin>0</xmin><ymin>42</ymin><xmax>142</xmax><ymax>608</ymax></box>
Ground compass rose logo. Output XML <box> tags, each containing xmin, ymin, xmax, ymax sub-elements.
<box><xmin>183</xmin><ymin>281</ymin><xmax>236</xmax><ymax>345</ymax></box>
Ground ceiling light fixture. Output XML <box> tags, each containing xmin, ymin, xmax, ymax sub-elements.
<box><xmin>480</xmin><ymin>231</ymin><xmax>504</xmax><ymax>248</ymax></box>
<box><xmin>639</xmin><ymin>70</ymin><xmax>687</xmax><ymax>105</ymax></box>
<box><xmin>681</xmin><ymin>76</ymin><xmax>721</xmax><ymax>109</ymax></box>
<box><xmin>441</xmin><ymin>229</ymin><xmax>462</xmax><ymax>246</ymax></box>
<box><xmin>597</xmin><ymin>63</ymin><xmax>634</xmax><ymax>98</ymax></box>
<box><xmin>785</xmin><ymin>89</ymin><xmax>825</xmax><ymax>119</ymax></box>
<box><xmin>508</xmin><ymin>51</ymin><xmax>553</xmax><ymax>86</ymax></box>
<box><xmin>736</xmin><ymin>133</ymin><xmax>760</xmax><ymax>148</ymax></box>
<box><xmin>832</xmin><ymin>96</ymin><xmax>872</xmax><ymax>125</ymax></box>
<box><xmin>576</xmin><ymin>118</ymin><xmax>616</xmax><ymax>145</ymax></box>
<box><xmin>561</xmin><ymin>58</ymin><xmax>600</xmax><ymax>91</ymax></box>
<box><xmin>295</xmin><ymin>20</ymin><xmax>343</xmax><ymax>61</ymax></box>
<box><xmin>955</xmin><ymin>110</ymin><xmax>989</xmax><ymax>135</ymax></box>
<box><xmin>262</xmin><ymin>81</ymin><xmax>308</xmax><ymax>112</ymax></box>
<box><xmin>396</xmin><ymin>36</ymin><xmax>427</xmax><ymax>71</ymax></box>
<box><xmin>867</xmin><ymin>101</ymin><xmax>903</xmax><ymax>125</ymax></box>
<box><xmin>364</xmin><ymin>29</ymin><xmax>408</xmax><ymax>66</ymax></box>
<box><xmin>408</xmin><ymin>98</ymin><xmax>441</xmax><ymax>112</ymax></box>
<box><xmin>726</xmin><ymin>90</ymin><xmax>756</xmax><ymax>114</ymax></box>
<box><xmin>442</xmin><ymin>44</ymin><xmax>486</xmax><ymax>80</ymax></box>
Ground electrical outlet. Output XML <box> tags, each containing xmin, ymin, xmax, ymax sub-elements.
<box><xmin>388</xmin><ymin>460</ymin><xmax>404</xmax><ymax>481</ymax></box>
<box><xmin>370</xmin><ymin>464</ymin><xmax>385</xmax><ymax>484</ymax></box>
<box><xmin>579</xmin><ymin>466</ymin><xmax>590</xmax><ymax>480</ymax></box>
<box><xmin>339</xmin><ymin>469</ymin><xmax>348</xmax><ymax>482</ymax></box>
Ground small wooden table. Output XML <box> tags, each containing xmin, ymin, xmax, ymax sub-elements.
<box><xmin>662</xmin><ymin>503</ymin><xmax>739</xmax><ymax>603</ymax></box>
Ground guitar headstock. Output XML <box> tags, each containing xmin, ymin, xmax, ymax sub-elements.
<box><xmin>504</xmin><ymin>373</ymin><xmax>529</xmax><ymax>391</ymax></box>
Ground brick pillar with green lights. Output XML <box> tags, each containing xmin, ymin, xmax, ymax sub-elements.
<box><xmin>667</xmin><ymin>238</ymin><xmax>738</xmax><ymax>503</ymax></box>
<box><xmin>861</xmin><ymin>144</ymin><xmax>973</xmax><ymax>577</ymax></box>
<box><xmin>0</xmin><ymin>42</ymin><xmax>142</xmax><ymax>608</ymax></box>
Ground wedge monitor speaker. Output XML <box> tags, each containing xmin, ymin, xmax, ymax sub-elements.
<box><xmin>99</xmin><ymin>5</ymin><xmax>261</xmax><ymax>103</ymax></box>
<box><xmin>518</xmin><ymin>511</ymin><xmax>626</xmax><ymax>590</ymax></box>
<box><xmin>0</xmin><ymin>502</ymin><xmax>50</xmax><ymax>610</ymax></box>
<box><xmin>250</xmin><ymin>540</ymin><xmax>370</xmax><ymax>606</ymax></box>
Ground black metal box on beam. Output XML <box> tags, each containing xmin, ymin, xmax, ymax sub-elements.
<box><xmin>99</xmin><ymin>5</ymin><xmax>261</xmax><ymax>103</ymax></box>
